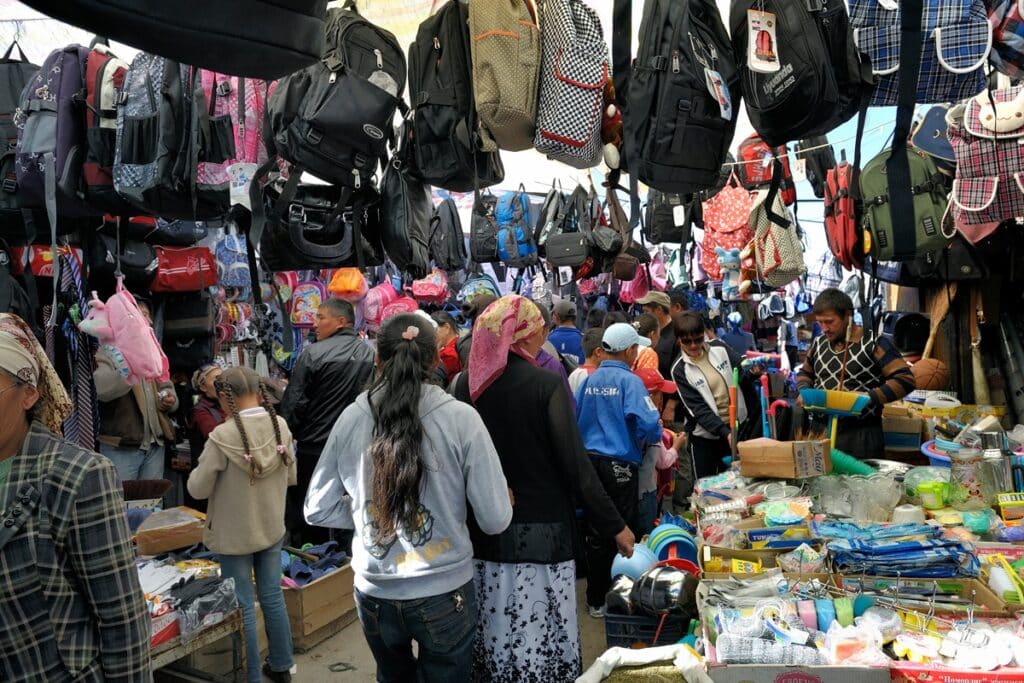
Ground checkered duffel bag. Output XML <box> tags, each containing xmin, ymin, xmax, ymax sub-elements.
<box><xmin>850</xmin><ymin>0</ymin><xmax>991</xmax><ymax>106</ymax></box>
<box><xmin>533</xmin><ymin>0</ymin><xmax>609</xmax><ymax>169</ymax></box>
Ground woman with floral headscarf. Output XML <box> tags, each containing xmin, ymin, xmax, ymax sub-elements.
<box><xmin>452</xmin><ymin>295</ymin><xmax>634</xmax><ymax>683</ymax></box>
<box><xmin>0</xmin><ymin>314</ymin><xmax>150</xmax><ymax>681</ymax></box>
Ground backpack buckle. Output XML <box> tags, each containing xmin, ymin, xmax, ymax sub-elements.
<box><xmin>306</xmin><ymin>128</ymin><xmax>323</xmax><ymax>145</ymax></box>
<box><xmin>216</xmin><ymin>81</ymin><xmax>232</xmax><ymax>97</ymax></box>
<box><xmin>1</xmin><ymin>175</ymin><xmax>16</xmax><ymax>194</ymax></box>
<box><xmin>288</xmin><ymin>204</ymin><xmax>307</xmax><ymax>224</ymax></box>
<box><xmin>650</xmin><ymin>55</ymin><xmax>669</xmax><ymax>72</ymax></box>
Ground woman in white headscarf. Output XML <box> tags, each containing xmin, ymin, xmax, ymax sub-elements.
<box><xmin>0</xmin><ymin>313</ymin><xmax>150</xmax><ymax>681</ymax></box>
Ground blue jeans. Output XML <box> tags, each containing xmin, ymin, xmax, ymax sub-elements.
<box><xmin>99</xmin><ymin>442</ymin><xmax>165</xmax><ymax>482</ymax></box>
<box><xmin>354</xmin><ymin>580</ymin><xmax>476</xmax><ymax>683</ymax></box>
<box><xmin>218</xmin><ymin>538</ymin><xmax>294</xmax><ymax>682</ymax></box>
<box><xmin>638</xmin><ymin>490</ymin><xmax>658</xmax><ymax>537</ymax></box>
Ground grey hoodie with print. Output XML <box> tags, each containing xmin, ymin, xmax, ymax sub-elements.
<box><xmin>304</xmin><ymin>384</ymin><xmax>512</xmax><ymax>600</ymax></box>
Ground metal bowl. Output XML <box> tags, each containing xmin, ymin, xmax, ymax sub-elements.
<box><xmin>864</xmin><ymin>459</ymin><xmax>913</xmax><ymax>476</ymax></box>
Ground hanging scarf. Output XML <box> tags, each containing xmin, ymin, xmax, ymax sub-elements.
<box><xmin>0</xmin><ymin>313</ymin><xmax>73</xmax><ymax>434</ymax></box>
<box><xmin>467</xmin><ymin>295</ymin><xmax>544</xmax><ymax>402</ymax></box>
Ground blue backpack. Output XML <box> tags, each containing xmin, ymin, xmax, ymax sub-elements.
<box><xmin>495</xmin><ymin>187</ymin><xmax>538</xmax><ymax>269</ymax></box>
<box><xmin>457</xmin><ymin>272</ymin><xmax>501</xmax><ymax>305</ymax></box>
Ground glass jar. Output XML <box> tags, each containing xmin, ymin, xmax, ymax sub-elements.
<box><xmin>948</xmin><ymin>447</ymin><xmax>987</xmax><ymax>511</ymax></box>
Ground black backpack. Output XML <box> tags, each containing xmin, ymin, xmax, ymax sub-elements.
<box><xmin>266</xmin><ymin>4</ymin><xmax>405</xmax><ymax>191</ymax></box>
<box><xmin>0</xmin><ymin>42</ymin><xmax>39</xmax><ymax>241</ymax></box>
<box><xmin>643</xmin><ymin>190</ymin><xmax>692</xmax><ymax>244</ymax></box>
<box><xmin>407</xmin><ymin>0</ymin><xmax>504</xmax><ymax>192</ymax></box>
<box><xmin>430</xmin><ymin>197</ymin><xmax>467</xmax><ymax>271</ymax></box>
<box><xmin>623</xmin><ymin>0</ymin><xmax>740</xmax><ymax>195</ymax></box>
<box><xmin>795</xmin><ymin>136</ymin><xmax>836</xmax><ymax>199</ymax></box>
<box><xmin>729</xmin><ymin>0</ymin><xmax>874</xmax><ymax>146</ymax></box>
<box><xmin>470</xmin><ymin>190</ymin><xmax>500</xmax><ymax>264</ymax></box>
<box><xmin>534</xmin><ymin>183</ymin><xmax>566</xmax><ymax>255</ymax></box>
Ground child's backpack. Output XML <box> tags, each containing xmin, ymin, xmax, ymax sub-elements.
<box><xmin>0</xmin><ymin>42</ymin><xmax>38</xmax><ymax>239</ymax></box>
<box><xmin>82</xmin><ymin>39</ymin><xmax>134</xmax><ymax>215</ymax></box>
<box><xmin>214</xmin><ymin>227</ymin><xmax>250</xmax><ymax>288</ymax></box>
<box><xmin>429</xmin><ymin>197</ymin><xmax>467</xmax><ymax>272</ymax></box>
<box><xmin>328</xmin><ymin>267</ymin><xmax>368</xmax><ymax>302</ymax></box>
<box><xmin>411</xmin><ymin>268</ymin><xmax>449</xmax><ymax>305</ymax></box>
<box><xmin>380</xmin><ymin>295</ymin><xmax>420</xmax><ymax>323</ymax></box>
<box><xmin>406</xmin><ymin>0</ymin><xmax>504</xmax><ymax>192</ymax></box>
<box><xmin>469</xmin><ymin>0</ymin><xmax>541</xmax><ymax>152</ymax></box>
<box><xmin>15</xmin><ymin>45</ymin><xmax>99</xmax><ymax>224</ymax></box>
<box><xmin>290</xmin><ymin>279</ymin><xmax>327</xmax><ymax>327</ymax></box>
<box><xmin>823</xmin><ymin>157</ymin><xmax>864</xmax><ymax>271</ymax></box>
<box><xmin>533</xmin><ymin>0</ymin><xmax>608</xmax><ymax>168</ymax></box>
<box><xmin>701</xmin><ymin>175</ymin><xmax>753</xmax><ymax>281</ymax></box>
<box><xmin>849</xmin><ymin>0</ymin><xmax>990</xmax><ymax>107</ymax></box>
<box><xmin>729</xmin><ymin>0</ymin><xmax>874</xmax><ymax>145</ymax></box>
<box><xmin>195</xmin><ymin>72</ymin><xmax>269</xmax><ymax>198</ymax></box>
<box><xmin>624</xmin><ymin>0</ymin><xmax>739</xmax><ymax>194</ymax></box>
<box><xmin>859</xmin><ymin>147</ymin><xmax>949</xmax><ymax>263</ymax></box>
<box><xmin>495</xmin><ymin>187</ymin><xmax>539</xmax><ymax>268</ymax></box>
<box><xmin>362</xmin><ymin>279</ymin><xmax>399</xmax><ymax>333</ymax></box>
<box><xmin>266</xmin><ymin>5</ymin><xmax>405</xmax><ymax>192</ymax></box>
<box><xmin>457</xmin><ymin>272</ymin><xmax>501</xmax><ymax>304</ymax></box>
<box><xmin>736</xmin><ymin>135</ymin><xmax>796</xmax><ymax>206</ymax></box>
<box><xmin>948</xmin><ymin>86</ymin><xmax>1024</xmax><ymax>243</ymax></box>
<box><xmin>78</xmin><ymin>277</ymin><xmax>169</xmax><ymax>384</ymax></box>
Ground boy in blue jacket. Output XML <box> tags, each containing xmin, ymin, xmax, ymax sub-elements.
<box><xmin>575</xmin><ymin>323</ymin><xmax>662</xmax><ymax>616</ymax></box>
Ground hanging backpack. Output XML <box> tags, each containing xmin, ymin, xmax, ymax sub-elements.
<box><xmin>794</xmin><ymin>137</ymin><xmax>836</xmax><ymax>200</ymax></box>
<box><xmin>859</xmin><ymin>147</ymin><xmax>950</xmax><ymax>263</ymax></box>
<box><xmin>701</xmin><ymin>175</ymin><xmax>754</xmax><ymax>281</ymax></box>
<box><xmin>495</xmin><ymin>186</ymin><xmax>539</xmax><ymax>268</ymax></box>
<box><xmin>380</xmin><ymin>295</ymin><xmax>420</xmax><ymax>322</ymax></box>
<box><xmin>429</xmin><ymin>197</ymin><xmax>467</xmax><ymax>272</ymax></box>
<box><xmin>457</xmin><ymin>272</ymin><xmax>501</xmax><ymax>304</ymax></box>
<box><xmin>16</xmin><ymin>45</ymin><xmax>100</xmax><ymax>233</ymax></box>
<box><xmin>380</xmin><ymin>154</ymin><xmax>431</xmax><ymax>279</ymax></box>
<box><xmin>151</xmin><ymin>246</ymin><xmax>217</xmax><ymax>293</ymax></box>
<box><xmin>823</xmin><ymin>156</ymin><xmax>865</xmax><ymax>271</ymax></box>
<box><xmin>411</xmin><ymin>267</ymin><xmax>450</xmax><ymax>305</ymax></box>
<box><xmin>214</xmin><ymin>227</ymin><xmax>250</xmax><ymax>288</ymax></box>
<box><xmin>948</xmin><ymin>85</ymin><xmax>1024</xmax><ymax>244</ymax></box>
<box><xmin>362</xmin><ymin>279</ymin><xmax>399</xmax><ymax>333</ymax></box>
<box><xmin>533</xmin><ymin>0</ymin><xmax>609</xmax><ymax>168</ymax></box>
<box><xmin>736</xmin><ymin>134</ymin><xmax>796</xmax><ymax>206</ymax></box>
<box><xmin>624</xmin><ymin>0</ymin><xmax>739</xmax><ymax>194</ymax></box>
<box><xmin>266</xmin><ymin>4</ymin><xmax>405</xmax><ymax>192</ymax></box>
<box><xmin>327</xmin><ymin>267</ymin><xmax>368</xmax><ymax>302</ymax></box>
<box><xmin>534</xmin><ymin>182</ymin><xmax>566</xmax><ymax>254</ymax></box>
<box><xmin>82</xmin><ymin>39</ymin><xmax>134</xmax><ymax>215</ymax></box>
<box><xmin>470</xmin><ymin>190</ymin><xmax>500</xmax><ymax>264</ymax></box>
<box><xmin>469</xmin><ymin>0</ymin><xmax>541</xmax><ymax>152</ymax></box>
<box><xmin>990</xmin><ymin>0</ymin><xmax>1024</xmax><ymax>79</ymax></box>
<box><xmin>849</xmin><ymin>0</ymin><xmax>990</xmax><ymax>107</ymax></box>
<box><xmin>0</xmin><ymin>42</ymin><xmax>38</xmax><ymax>240</ymax></box>
<box><xmin>195</xmin><ymin>71</ymin><xmax>269</xmax><ymax>200</ymax></box>
<box><xmin>407</xmin><ymin>0</ymin><xmax>504</xmax><ymax>192</ymax></box>
<box><xmin>749</xmin><ymin>162</ymin><xmax>805</xmax><ymax>287</ymax></box>
<box><xmin>290</xmin><ymin>279</ymin><xmax>327</xmax><ymax>327</ymax></box>
<box><xmin>0</xmin><ymin>238</ymin><xmax>33</xmax><ymax>323</ymax></box>
<box><xmin>87</xmin><ymin>232</ymin><xmax>157</xmax><ymax>292</ymax></box>
<box><xmin>78</xmin><ymin>278</ymin><xmax>169</xmax><ymax>384</ymax></box>
<box><xmin>730</xmin><ymin>0</ymin><xmax>874</xmax><ymax>146</ymax></box>
<box><xmin>643</xmin><ymin>190</ymin><xmax>693</xmax><ymax>245</ymax></box>
<box><xmin>544</xmin><ymin>185</ymin><xmax>594</xmax><ymax>269</ymax></box>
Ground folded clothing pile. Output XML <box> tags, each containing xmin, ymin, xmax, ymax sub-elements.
<box><xmin>280</xmin><ymin>541</ymin><xmax>349</xmax><ymax>588</ymax></box>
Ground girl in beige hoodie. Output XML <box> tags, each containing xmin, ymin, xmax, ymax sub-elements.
<box><xmin>187</xmin><ymin>367</ymin><xmax>296</xmax><ymax>683</ymax></box>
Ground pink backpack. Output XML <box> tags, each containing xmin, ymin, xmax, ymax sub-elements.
<box><xmin>290</xmin><ymin>280</ymin><xmax>327</xmax><ymax>328</ymax></box>
<box><xmin>411</xmin><ymin>268</ymin><xmax>449</xmax><ymax>305</ymax></box>
<box><xmin>361</xmin><ymin>281</ymin><xmax>399</xmax><ymax>333</ymax></box>
<box><xmin>701</xmin><ymin>175</ymin><xmax>753</xmax><ymax>281</ymax></box>
<box><xmin>79</xmin><ymin>278</ymin><xmax>169</xmax><ymax>384</ymax></box>
<box><xmin>619</xmin><ymin>266</ymin><xmax>649</xmax><ymax>305</ymax></box>
<box><xmin>195</xmin><ymin>72</ymin><xmax>269</xmax><ymax>188</ymax></box>
<box><xmin>380</xmin><ymin>296</ymin><xmax>420</xmax><ymax>324</ymax></box>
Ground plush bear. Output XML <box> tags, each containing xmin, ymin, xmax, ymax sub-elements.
<box><xmin>716</xmin><ymin>247</ymin><xmax>742</xmax><ymax>299</ymax></box>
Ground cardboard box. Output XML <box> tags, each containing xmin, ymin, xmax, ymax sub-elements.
<box><xmin>706</xmin><ymin>663</ymin><xmax>890</xmax><ymax>683</ymax></box>
<box><xmin>882</xmin><ymin>414</ymin><xmax>924</xmax><ymax>449</ymax></box>
<box><xmin>283</xmin><ymin>561</ymin><xmax>356</xmax><ymax>652</ymax></box>
<box><xmin>837</xmin><ymin>576</ymin><xmax>1008</xmax><ymax>616</ymax></box>
<box><xmin>738</xmin><ymin>439</ymin><xmax>831</xmax><ymax>479</ymax></box>
<box><xmin>135</xmin><ymin>507</ymin><xmax>205</xmax><ymax>555</ymax></box>
<box><xmin>891</xmin><ymin>663</ymin><xmax>1024</xmax><ymax>682</ymax></box>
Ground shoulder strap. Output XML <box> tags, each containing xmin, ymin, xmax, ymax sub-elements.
<box><xmin>884</xmin><ymin>0</ymin><xmax>924</xmax><ymax>262</ymax></box>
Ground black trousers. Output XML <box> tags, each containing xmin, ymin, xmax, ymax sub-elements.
<box><xmin>689</xmin><ymin>434</ymin><xmax>731</xmax><ymax>481</ymax></box>
<box><xmin>287</xmin><ymin>441</ymin><xmax>335</xmax><ymax>546</ymax></box>
<box><xmin>585</xmin><ymin>457</ymin><xmax>638</xmax><ymax>608</ymax></box>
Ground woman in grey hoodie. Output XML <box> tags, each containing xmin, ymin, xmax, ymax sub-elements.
<box><xmin>305</xmin><ymin>314</ymin><xmax>512</xmax><ymax>683</ymax></box>
<box><xmin>187</xmin><ymin>367</ymin><xmax>296</xmax><ymax>683</ymax></box>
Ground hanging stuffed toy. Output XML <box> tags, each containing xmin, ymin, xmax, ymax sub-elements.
<box><xmin>601</xmin><ymin>80</ymin><xmax>623</xmax><ymax>169</ymax></box>
<box><xmin>716</xmin><ymin>247</ymin><xmax>742</xmax><ymax>299</ymax></box>
<box><xmin>79</xmin><ymin>279</ymin><xmax>169</xmax><ymax>384</ymax></box>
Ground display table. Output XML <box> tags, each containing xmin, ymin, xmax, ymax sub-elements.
<box><xmin>152</xmin><ymin>609</ymin><xmax>245</xmax><ymax>682</ymax></box>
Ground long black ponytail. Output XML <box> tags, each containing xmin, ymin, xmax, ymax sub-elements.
<box><xmin>367</xmin><ymin>314</ymin><xmax>438</xmax><ymax>539</ymax></box>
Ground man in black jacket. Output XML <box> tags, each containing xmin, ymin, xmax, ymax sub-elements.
<box><xmin>280</xmin><ymin>298</ymin><xmax>374</xmax><ymax>545</ymax></box>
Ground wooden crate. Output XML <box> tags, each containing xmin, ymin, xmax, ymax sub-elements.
<box><xmin>282</xmin><ymin>561</ymin><xmax>357</xmax><ymax>652</ymax></box>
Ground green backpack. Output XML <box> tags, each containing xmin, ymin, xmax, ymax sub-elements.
<box><xmin>859</xmin><ymin>148</ymin><xmax>950</xmax><ymax>262</ymax></box>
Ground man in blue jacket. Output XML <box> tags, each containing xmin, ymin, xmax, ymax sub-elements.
<box><xmin>575</xmin><ymin>323</ymin><xmax>662</xmax><ymax>617</ymax></box>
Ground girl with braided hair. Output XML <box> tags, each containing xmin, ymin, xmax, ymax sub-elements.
<box><xmin>187</xmin><ymin>366</ymin><xmax>297</xmax><ymax>683</ymax></box>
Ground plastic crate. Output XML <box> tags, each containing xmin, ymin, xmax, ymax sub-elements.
<box><xmin>604</xmin><ymin>612</ymin><xmax>689</xmax><ymax>649</ymax></box>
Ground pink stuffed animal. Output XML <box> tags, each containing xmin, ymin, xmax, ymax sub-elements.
<box><xmin>79</xmin><ymin>278</ymin><xmax>169</xmax><ymax>384</ymax></box>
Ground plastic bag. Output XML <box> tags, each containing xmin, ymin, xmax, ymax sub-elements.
<box><xmin>178</xmin><ymin>577</ymin><xmax>239</xmax><ymax>642</ymax></box>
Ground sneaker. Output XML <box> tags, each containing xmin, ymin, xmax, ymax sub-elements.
<box><xmin>587</xmin><ymin>605</ymin><xmax>605</xmax><ymax>619</ymax></box>
<box><xmin>262</xmin><ymin>662</ymin><xmax>292</xmax><ymax>683</ymax></box>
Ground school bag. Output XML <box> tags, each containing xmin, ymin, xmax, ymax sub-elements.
<box><xmin>948</xmin><ymin>85</ymin><xmax>1024</xmax><ymax>244</ymax></box>
<box><xmin>849</xmin><ymin>0</ymin><xmax>990</xmax><ymax>107</ymax></box>
<box><xmin>327</xmin><ymin>267</ymin><xmax>367</xmax><ymax>302</ymax></box>
<box><xmin>794</xmin><ymin>137</ymin><xmax>836</xmax><ymax>200</ymax></box>
<box><xmin>429</xmin><ymin>197</ymin><xmax>467</xmax><ymax>272</ymax></box>
<box><xmin>533</xmin><ymin>0</ymin><xmax>609</xmax><ymax>168</ymax></box>
<box><xmin>623</xmin><ymin>0</ymin><xmax>739</xmax><ymax>195</ymax></box>
<box><xmin>749</xmin><ymin>164</ymin><xmax>805</xmax><ymax>287</ymax></box>
<box><xmin>544</xmin><ymin>186</ymin><xmax>594</xmax><ymax>270</ymax></box>
<box><xmin>823</xmin><ymin>157</ymin><xmax>865</xmax><ymax>271</ymax></box>
<box><xmin>643</xmin><ymin>190</ymin><xmax>692</xmax><ymax>245</ymax></box>
<box><xmin>411</xmin><ymin>268</ymin><xmax>450</xmax><ymax>305</ymax></box>
<box><xmin>495</xmin><ymin>186</ymin><xmax>539</xmax><ymax>268</ymax></box>
<box><xmin>362</xmin><ymin>279</ymin><xmax>399</xmax><ymax>332</ymax></box>
<box><xmin>701</xmin><ymin>175</ymin><xmax>754</xmax><ymax>281</ymax></box>
<box><xmin>729</xmin><ymin>0</ymin><xmax>874</xmax><ymax>146</ymax></box>
<box><xmin>736</xmin><ymin>134</ymin><xmax>796</xmax><ymax>206</ymax></box>
<box><xmin>859</xmin><ymin>147</ymin><xmax>950</xmax><ymax>263</ymax></box>
<box><xmin>195</xmin><ymin>72</ymin><xmax>269</xmax><ymax>198</ymax></box>
<box><xmin>380</xmin><ymin>295</ymin><xmax>420</xmax><ymax>323</ymax></box>
<box><xmin>407</xmin><ymin>0</ymin><xmax>504</xmax><ymax>192</ymax></box>
<box><xmin>0</xmin><ymin>42</ymin><xmax>38</xmax><ymax>238</ymax></box>
<box><xmin>457</xmin><ymin>272</ymin><xmax>501</xmax><ymax>304</ymax></box>
<box><xmin>81</xmin><ymin>39</ymin><xmax>134</xmax><ymax>215</ymax></box>
<box><xmin>534</xmin><ymin>183</ymin><xmax>567</xmax><ymax>254</ymax></box>
<box><xmin>469</xmin><ymin>0</ymin><xmax>541</xmax><ymax>152</ymax></box>
<box><xmin>214</xmin><ymin>228</ymin><xmax>250</xmax><ymax>288</ymax></box>
<box><xmin>266</xmin><ymin>5</ymin><xmax>405</xmax><ymax>192</ymax></box>
<box><xmin>380</xmin><ymin>156</ymin><xmax>431</xmax><ymax>279</ymax></box>
<box><xmin>290</xmin><ymin>279</ymin><xmax>327</xmax><ymax>328</ymax></box>
<box><xmin>79</xmin><ymin>277</ymin><xmax>169</xmax><ymax>384</ymax></box>
<box><xmin>470</xmin><ymin>190</ymin><xmax>500</xmax><ymax>264</ymax></box>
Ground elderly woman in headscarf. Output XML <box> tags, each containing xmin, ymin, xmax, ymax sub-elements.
<box><xmin>0</xmin><ymin>313</ymin><xmax>150</xmax><ymax>682</ymax></box>
<box><xmin>452</xmin><ymin>295</ymin><xmax>635</xmax><ymax>683</ymax></box>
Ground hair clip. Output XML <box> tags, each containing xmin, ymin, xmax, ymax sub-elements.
<box><xmin>402</xmin><ymin>325</ymin><xmax>420</xmax><ymax>341</ymax></box>
<box><xmin>276</xmin><ymin>444</ymin><xmax>286</xmax><ymax>455</ymax></box>
<box><xmin>243</xmin><ymin>453</ymin><xmax>253</xmax><ymax>463</ymax></box>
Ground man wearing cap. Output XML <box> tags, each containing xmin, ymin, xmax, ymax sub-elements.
<box><xmin>548</xmin><ymin>299</ymin><xmax>584</xmax><ymax>365</ymax></box>
<box><xmin>575</xmin><ymin>323</ymin><xmax>661</xmax><ymax>617</ymax></box>
<box><xmin>635</xmin><ymin>292</ymin><xmax>678</xmax><ymax>378</ymax></box>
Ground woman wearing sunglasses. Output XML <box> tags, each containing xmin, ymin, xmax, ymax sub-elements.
<box><xmin>670</xmin><ymin>311</ymin><xmax>750</xmax><ymax>480</ymax></box>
